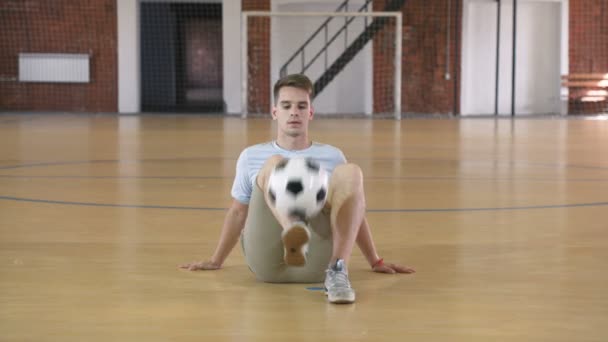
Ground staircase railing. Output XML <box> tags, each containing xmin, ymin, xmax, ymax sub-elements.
<box><xmin>312</xmin><ymin>0</ymin><xmax>405</xmax><ymax>99</ymax></box>
<box><xmin>278</xmin><ymin>0</ymin><xmax>373</xmax><ymax>79</ymax></box>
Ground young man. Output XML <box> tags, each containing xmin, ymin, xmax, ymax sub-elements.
<box><xmin>181</xmin><ymin>74</ymin><xmax>414</xmax><ymax>304</ymax></box>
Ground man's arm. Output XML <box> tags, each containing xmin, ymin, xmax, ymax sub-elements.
<box><xmin>356</xmin><ymin>217</ymin><xmax>381</xmax><ymax>266</ymax></box>
<box><xmin>180</xmin><ymin>199</ymin><xmax>249</xmax><ymax>271</ymax></box>
<box><xmin>356</xmin><ymin>217</ymin><xmax>416</xmax><ymax>274</ymax></box>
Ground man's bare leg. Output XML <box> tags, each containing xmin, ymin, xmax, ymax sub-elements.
<box><xmin>257</xmin><ymin>155</ymin><xmax>310</xmax><ymax>266</ymax></box>
<box><xmin>326</xmin><ymin>163</ymin><xmax>366</xmax><ymax>265</ymax></box>
<box><xmin>323</xmin><ymin>163</ymin><xmax>365</xmax><ymax>304</ymax></box>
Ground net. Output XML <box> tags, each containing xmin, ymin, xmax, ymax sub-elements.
<box><xmin>241</xmin><ymin>8</ymin><xmax>402</xmax><ymax>119</ymax></box>
<box><xmin>0</xmin><ymin>0</ymin><xmax>117</xmax><ymax>112</ymax></box>
<box><xmin>140</xmin><ymin>2</ymin><xmax>223</xmax><ymax>113</ymax></box>
<box><xmin>566</xmin><ymin>1</ymin><xmax>608</xmax><ymax>115</ymax></box>
<box><xmin>0</xmin><ymin>0</ymin><xmax>606</xmax><ymax>116</ymax></box>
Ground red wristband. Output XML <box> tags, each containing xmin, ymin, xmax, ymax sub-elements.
<box><xmin>372</xmin><ymin>258</ymin><xmax>384</xmax><ymax>268</ymax></box>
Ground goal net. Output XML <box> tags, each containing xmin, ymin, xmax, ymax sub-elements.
<box><xmin>241</xmin><ymin>10</ymin><xmax>402</xmax><ymax>119</ymax></box>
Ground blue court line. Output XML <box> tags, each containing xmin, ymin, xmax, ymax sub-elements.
<box><xmin>1</xmin><ymin>195</ymin><xmax>607</xmax><ymax>212</ymax></box>
<box><xmin>0</xmin><ymin>158</ymin><xmax>229</xmax><ymax>170</ymax></box>
<box><xmin>0</xmin><ymin>116</ymin><xmax>43</xmax><ymax>125</ymax></box>
<box><xmin>2</xmin><ymin>174</ymin><xmax>608</xmax><ymax>182</ymax></box>
<box><xmin>1</xmin><ymin>158</ymin><xmax>608</xmax><ymax>171</ymax></box>
<box><xmin>367</xmin><ymin>202</ymin><xmax>608</xmax><ymax>212</ymax></box>
<box><xmin>0</xmin><ymin>196</ymin><xmax>226</xmax><ymax>211</ymax></box>
<box><xmin>1</xmin><ymin>158</ymin><xmax>607</xmax><ymax>211</ymax></box>
<box><xmin>0</xmin><ymin>175</ymin><xmax>224</xmax><ymax>180</ymax></box>
<box><xmin>306</xmin><ymin>287</ymin><xmax>325</xmax><ymax>291</ymax></box>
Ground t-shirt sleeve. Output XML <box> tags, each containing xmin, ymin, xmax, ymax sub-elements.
<box><xmin>336</xmin><ymin>148</ymin><xmax>347</xmax><ymax>164</ymax></box>
<box><xmin>231</xmin><ymin>149</ymin><xmax>253</xmax><ymax>204</ymax></box>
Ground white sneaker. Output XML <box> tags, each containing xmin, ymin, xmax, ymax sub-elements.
<box><xmin>324</xmin><ymin>259</ymin><xmax>356</xmax><ymax>304</ymax></box>
<box><xmin>281</xmin><ymin>222</ymin><xmax>310</xmax><ymax>266</ymax></box>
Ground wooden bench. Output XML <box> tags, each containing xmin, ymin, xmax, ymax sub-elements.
<box><xmin>561</xmin><ymin>73</ymin><xmax>608</xmax><ymax>102</ymax></box>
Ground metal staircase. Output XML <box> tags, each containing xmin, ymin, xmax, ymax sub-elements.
<box><xmin>279</xmin><ymin>0</ymin><xmax>406</xmax><ymax>99</ymax></box>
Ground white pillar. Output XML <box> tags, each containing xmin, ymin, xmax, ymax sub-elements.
<box><xmin>117</xmin><ymin>0</ymin><xmax>140</xmax><ymax>113</ymax></box>
<box><xmin>223</xmin><ymin>1</ymin><xmax>242</xmax><ymax>114</ymax></box>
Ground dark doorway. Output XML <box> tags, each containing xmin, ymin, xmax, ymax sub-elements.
<box><xmin>141</xmin><ymin>3</ymin><xmax>223</xmax><ymax>113</ymax></box>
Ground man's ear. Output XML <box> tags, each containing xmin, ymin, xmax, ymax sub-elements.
<box><xmin>271</xmin><ymin>106</ymin><xmax>277</xmax><ymax>120</ymax></box>
<box><xmin>309</xmin><ymin>105</ymin><xmax>315</xmax><ymax>120</ymax></box>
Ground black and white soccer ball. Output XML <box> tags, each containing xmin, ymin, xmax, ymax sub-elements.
<box><xmin>267</xmin><ymin>157</ymin><xmax>329</xmax><ymax>221</ymax></box>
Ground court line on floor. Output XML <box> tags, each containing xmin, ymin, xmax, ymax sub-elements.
<box><xmin>1</xmin><ymin>195</ymin><xmax>607</xmax><ymax>212</ymax></box>
<box><xmin>1</xmin><ymin>158</ymin><xmax>608</xmax><ymax>171</ymax></box>
<box><xmin>1</xmin><ymin>174</ymin><xmax>608</xmax><ymax>182</ymax></box>
<box><xmin>2</xmin><ymin>157</ymin><xmax>607</xmax><ymax>211</ymax></box>
<box><xmin>0</xmin><ymin>158</ymin><xmax>222</xmax><ymax>170</ymax></box>
<box><xmin>0</xmin><ymin>196</ymin><xmax>225</xmax><ymax>211</ymax></box>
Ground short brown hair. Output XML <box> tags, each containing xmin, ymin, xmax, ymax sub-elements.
<box><xmin>273</xmin><ymin>74</ymin><xmax>314</xmax><ymax>103</ymax></box>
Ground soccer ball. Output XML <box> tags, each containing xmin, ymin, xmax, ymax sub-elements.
<box><xmin>267</xmin><ymin>157</ymin><xmax>329</xmax><ymax>221</ymax></box>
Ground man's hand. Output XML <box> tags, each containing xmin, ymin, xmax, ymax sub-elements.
<box><xmin>372</xmin><ymin>261</ymin><xmax>415</xmax><ymax>274</ymax></box>
<box><xmin>179</xmin><ymin>260</ymin><xmax>222</xmax><ymax>271</ymax></box>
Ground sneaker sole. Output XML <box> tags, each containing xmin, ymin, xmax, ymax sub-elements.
<box><xmin>282</xmin><ymin>225</ymin><xmax>309</xmax><ymax>266</ymax></box>
<box><xmin>324</xmin><ymin>289</ymin><xmax>356</xmax><ymax>304</ymax></box>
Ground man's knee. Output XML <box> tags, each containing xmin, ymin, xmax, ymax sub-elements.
<box><xmin>264</xmin><ymin>154</ymin><xmax>285</xmax><ymax>167</ymax></box>
<box><xmin>328</xmin><ymin>163</ymin><xmax>366</xmax><ymax>207</ymax></box>
<box><xmin>332</xmin><ymin>163</ymin><xmax>364</xmax><ymax>185</ymax></box>
<box><xmin>257</xmin><ymin>155</ymin><xmax>286</xmax><ymax>189</ymax></box>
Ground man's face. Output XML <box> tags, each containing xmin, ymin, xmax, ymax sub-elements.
<box><xmin>272</xmin><ymin>86</ymin><xmax>314</xmax><ymax>137</ymax></box>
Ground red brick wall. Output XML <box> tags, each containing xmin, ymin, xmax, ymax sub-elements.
<box><xmin>373</xmin><ymin>1</ymin><xmax>396</xmax><ymax>114</ymax></box>
<box><xmin>570</xmin><ymin>1</ymin><xmax>608</xmax><ymax>73</ymax></box>
<box><xmin>243</xmin><ymin>0</ymin><xmax>463</xmax><ymax>116</ymax></box>
<box><xmin>568</xmin><ymin>0</ymin><xmax>608</xmax><ymax>114</ymax></box>
<box><xmin>243</xmin><ymin>0</ymin><xmax>271</xmax><ymax>113</ymax></box>
<box><xmin>0</xmin><ymin>0</ymin><xmax>117</xmax><ymax>112</ymax></box>
<box><xmin>374</xmin><ymin>0</ymin><xmax>462</xmax><ymax>115</ymax></box>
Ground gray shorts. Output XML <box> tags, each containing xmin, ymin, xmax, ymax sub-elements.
<box><xmin>241</xmin><ymin>184</ymin><xmax>333</xmax><ymax>283</ymax></box>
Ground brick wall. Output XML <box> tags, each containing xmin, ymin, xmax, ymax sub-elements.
<box><xmin>372</xmin><ymin>1</ymin><xmax>396</xmax><ymax>114</ymax></box>
<box><xmin>0</xmin><ymin>0</ymin><xmax>117</xmax><ymax>112</ymax></box>
<box><xmin>568</xmin><ymin>0</ymin><xmax>608</xmax><ymax>114</ymax></box>
<box><xmin>243</xmin><ymin>0</ymin><xmax>270</xmax><ymax>113</ymax></box>
<box><xmin>374</xmin><ymin>0</ymin><xmax>462</xmax><ymax>115</ymax></box>
<box><xmin>16</xmin><ymin>0</ymin><xmax>603</xmax><ymax>116</ymax></box>
<box><xmin>242</xmin><ymin>0</ymin><xmax>463</xmax><ymax>116</ymax></box>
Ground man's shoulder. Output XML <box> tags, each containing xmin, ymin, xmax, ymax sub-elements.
<box><xmin>238</xmin><ymin>141</ymin><xmax>276</xmax><ymax>160</ymax></box>
<box><xmin>242</xmin><ymin>141</ymin><xmax>274</xmax><ymax>153</ymax></box>
<box><xmin>311</xmin><ymin>142</ymin><xmax>344</xmax><ymax>154</ymax></box>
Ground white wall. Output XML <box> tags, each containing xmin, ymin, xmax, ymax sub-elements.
<box><xmin>270</xmin><ymin>0</ymin><xmax>373</xmax><ymax>115</ymax></box>
<box><xmin>118</xmin><ymin>0</ymin><xmax>140</xmax><ymax>113</ymax></box>
<box><xmin>560</xmin><ymin>0</ymin><xmax>569</xmax><ymax>115</ymax></box>
<box><xmin>516</xmin><ymin>2</ymin><xmax>561</xmax><ymax>114</ymax></box>
<box><xmin>461</xmin><ymin>0</ymin><xmax>496</xmax><ymax>115</ymax></box>
<box><xmin>223</xmin><ymin>1</ymin><xmax>242</xmax><ymax>114</ymax></box>
<box><xmin>461</xmin><ymin>0</ymin><xmax>567</xmax><ymax>115</ymax></box>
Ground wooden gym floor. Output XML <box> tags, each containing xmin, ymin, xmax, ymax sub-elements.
<box><xmin>0</xmin><ymin>113</ymin><xmax>607</xmax><ymax>341</ymax></box>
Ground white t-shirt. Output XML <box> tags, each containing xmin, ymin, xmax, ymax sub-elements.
<box><xmin>231</xmin><ymin>141</ymin><xmax>347</xmax><ymax>204</ymax></box>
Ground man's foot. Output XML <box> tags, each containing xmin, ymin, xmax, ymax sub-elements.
<box><xmin>281</xmin><ymin>222</ymin><xmax>310</xmax><ymax>266</ymax></box>
<box><xmin>324</xmin><ymin>259</ymin><xmax>356</xmax><ymax>304</ymax></box>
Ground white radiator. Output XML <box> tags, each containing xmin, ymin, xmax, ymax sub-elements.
<box><xmin>19</xmin><ymin>53</ymin><xmax>90</xmax><ymax>83</ymax></box>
